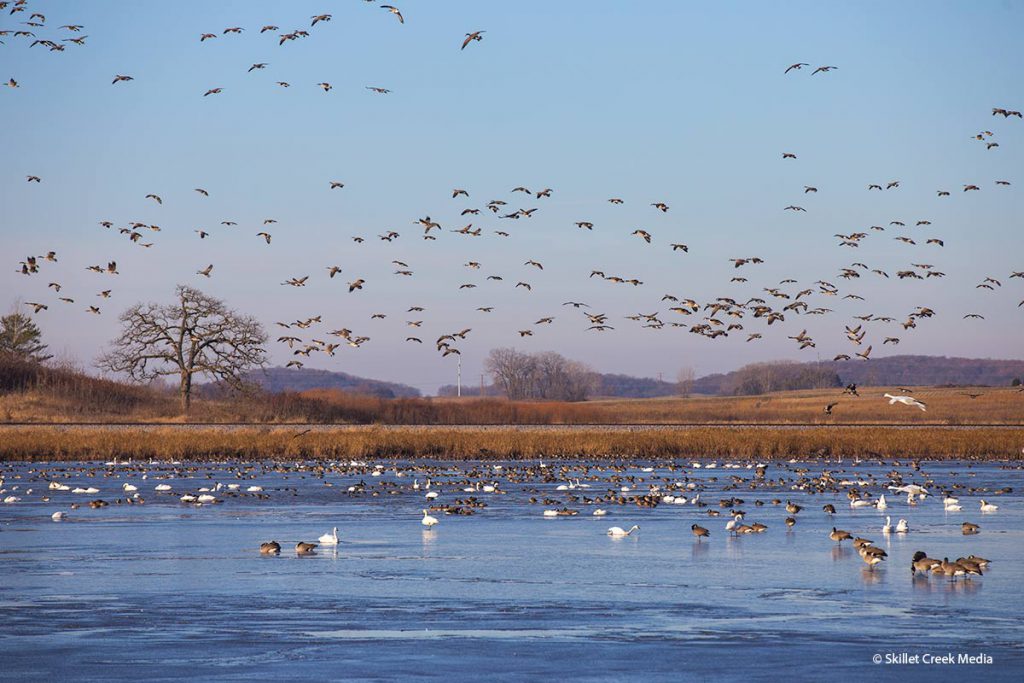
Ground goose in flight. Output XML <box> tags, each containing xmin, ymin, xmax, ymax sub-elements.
<box><xmin>884</xmin><ymin>393</ymin><xmax>926</xmax><ymax>411</ymax></box>
<box><xmin>311</xmin><ymin>14</ymin><xmax>332</xmax><ymax>26</ymax></box>
<box><xmin>381</xmin><ymin>5</ymin><xmax>404</xmax><ymax>23</ymax></box>
<box><xmin>784</xmin><ymin>62</ymin><xmax>808</xmax><ymax>73</ymax></box>
<box><xmin>811</xmin><ymin>65</ymin><xmax>837</xmax><ymax>74</ymax></box>
<box><xmin>196</xmin><ymin>264</ymin><xmax>213</xmax><ymax>277</ymax></box>
<box><xmin>348</xmin><ymin>279</ymin><xmax>365</xmax><ymax>292</ymax></box>
<box><xmin>248</xmin><ymin>63</ymin><xmax>268</xmax><ymax>72</ymax></box>
<box><xmin>203</xmin><ymin>88</ymin><xmax>223</xmax><ymax>97</ymax></box>
<box><xmin>651</xmin><ymin>202</ymin><xmax>669</xmax><ymax>212</ymax></box>
<box><xmin>632</xmin><ymin>229</ymin><xmax>652</xmax><ymax>243</ymax></box>
<box><xmin>462</xmin><ymin>30</ymin><xmax>484</xmax><ymax>50</ymax></box>
<box><xmin>112</xmin><ymin>74</ymin><xmax>133</xmax><ymax>84</ymax></box>
<box><xmin>366</xmin><ymin>86</ymin><xmax>390</xmax><ymax>94</ymax></box>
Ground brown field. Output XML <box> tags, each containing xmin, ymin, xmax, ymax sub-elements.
<box><xmin>1</xmin><ymin>380</ymin><xmax>1022</xmax><ymax>426</ymax></box>
<box><xmin>1</xmin><ymin>425</ymin><xmax>1021</xmax><ymax>461</ymax></box>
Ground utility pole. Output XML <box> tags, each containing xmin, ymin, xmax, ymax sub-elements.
<box><xmin>457</xmin><ymin>355</ymin><xmax>462</xmax><ymax>397</ymax></box>
<box><xmin>480</xmin><ymin>373</ymin><xmax>484</xmax><ymax>396</ymax></box>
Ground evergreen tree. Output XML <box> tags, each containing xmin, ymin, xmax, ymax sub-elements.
<box><xmin>0</xmin><ymin>311</ymin><xmax>52</xmax><ymax>363</ymax></box>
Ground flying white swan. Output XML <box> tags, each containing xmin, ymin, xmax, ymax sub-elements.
<box><xmin>607</xmin><ymin>525</ymin><xmax>640</xmax><ymax>537</ymax></box>
<box><xmin>318</xmin><ymin>527</ymin><xmax>339</xmax><ymax>545</ymax></box>
<box><xmin>883</xmin><ymin>393</ymin><xmax>927</xmax><ymax>411</ymax></box>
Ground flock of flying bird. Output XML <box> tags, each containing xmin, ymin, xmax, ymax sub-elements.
<box><xmin>4</xmin><ymin>0</ymin><xmax>1022</xmax><ymax>378</ymax></box>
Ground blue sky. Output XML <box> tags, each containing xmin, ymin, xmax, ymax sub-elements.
<box><xmin>2</xmin><ymin>0</ymin><xmax>1022</xmax><ymax>393</ymax></box>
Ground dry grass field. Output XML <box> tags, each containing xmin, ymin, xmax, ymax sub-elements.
<box><xmin>1</xmin><ymin>383</ymin><xmax>1021</xmax><ymax>426</ymax></box>
<box><xmin>1</xmin><ymin>425</ymin><xmax>1021</xmax><ymax>461</ymax></box>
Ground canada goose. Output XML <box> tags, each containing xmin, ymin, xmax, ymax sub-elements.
<box><xmin>784</xmin><ymin>63</ymin><xmax>809</xmax><ymax>73</ymax></box>
<box><xmin>260</xmin><ymin>541</ymin><xmax>281</xmax><ymax>554</ymax></box>
<box><xmin>112</xmin><ymin>74</ymin><xmax>133</xmax><ymax>84</ymax></box>
<box><xmin>940</xmin><ymin>558</ymin><xmax>967</xmax><ymax>581</ymax></box>
<box><xmin>852</xmin><ymin>537</ymin><xmax>874</xmax><ymax>550</ymax></box>
<box><xmin>961</xmin><ymin>522</ymin><xmax>980</xmax><ymax>535</ymax></box>
<box><xmin>203</xmin><ymin>88</ymin><xmax>223</xmax><ymax>97</ymax></box>
<box><xmin>811</xmin><ymin>65</ymin><xmax>837</xmax><ymax>75</ymax></box>
<box><xmin>859</xmin><ymin>544</ymin><xmax>887</xmax><ymax>569</ymax></box>
<box><xmin>295</xmin><ymin>542</ymin><xmax>317</xmax><ymax>554</ymax></box>
<box><xmin>830</xmin><ymin>527</ymin><xmax>852</xmax><ymax>543</ymax></box>
<box><xmin>691</xmin><ymin>524</ymin><xmax>710</xmax><ymax>541</ymax></box>
<box><xmin>823</xmin><ymin>504</ymin><xmax>836</xmax><ymax>514</ymax></box>
<box><xmin>910</xmin><ymin>551</ymin><xmax>940</xmax><ymax>574</ymax></box>
<box><xmin>785</xmin><ymin>501</ymin><xmax>802</xmax><ymax>514</ymax></box>
<box><xmin>366</xmin><ymin>86</ymin><xmax>391</xmax><ymax>94</ymax></box>
<box><xmin>607</xmin><ymin>525</ymin><xmax>640</xmax><ymax>537</ymax></box>
<box><xmin>311</xmin><ymin>14</ymin><xmax>332</xmax><ymax>26</ymax></box>
<box><xmin>461</xmin><ymin>30</ymin><xmax>484</xmax><ymax>49</ymax></box>
<box><xmin>750</xmin><ymin>522</ymin><xmax>768</xmax><ymax>533</ymax></box>
<box><xmin>318</xmin><ymin>527</ymin><xmax>339</xmax><ymax>545</ymax></box>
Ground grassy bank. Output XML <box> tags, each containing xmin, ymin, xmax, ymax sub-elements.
<box><xmin>1</xmin><ymin>426</ymin><xmax>1021</xmax><ymax>461</ymax></box>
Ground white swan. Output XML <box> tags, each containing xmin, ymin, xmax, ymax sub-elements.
<box><xmin>318</xmin><ymin>527</ymin><xmax>339</xmax><ymax>545</ymax></box>
<box><xmin>726</xmin><ymin>514</ymin><xmax>741</xmax><ymax>535</ymax></box>
<box><xmin>246</xmin><ymin>485</ymin><xmax>263</xmax><ymax>492</ymax></box>
<box><xmin>980</xmin><ymin>500</ymin><xmax>998</xmax><ymax>512</ymax></box>
<box><xmin>895</xmin><ymin>519</ymin><xmax>909</xmax><ymax>533</ymax></box>
<box><xmin>421</xmin><ymin>509</ymin><xmax>439</xmax><ymax>528</ymax></box>
<box><xmin>943</xmin><ymin>496</ymin><xmax>959</xmax><ymax>506</ymax></box>
<box><xmin>850</xmin><ymin>499</ymin><xmax>872</xmax><ymax>508</ymax></box>
<box><xmin>593</xmin><ymin>509</ymin><xmax>607</xmax><ymax>516</ymax></box>
<box><xmin>425</xmin><ymin>491</ymin><xmax>439</xmax><ymax>499</ymax></box>
<box><xmin>883</xmin><ymin>393</ymin><xmax>927</xmax><ymax>411</ymax></box>
<box><xmin>155</xmin><ymin>484</ymin><xmax>172</xmax><ymax>491</ymax></box>
<box><xmin>542</xmin><ymin>510</ymin><xmax>559</xmax><ymax>517</ymax></box>
<box><xmin>607</xmin><ymin>525</ymin><xmax>640</xmax><ymax>537</ymax></box>
<box><xmin>882</xmin><ymin>516</ymin><xmax>892</xmax><ymax>534</ymax></box>
<box><xmin>51</xmin><ymin>511</ymin><xmax>67</xmax><ymax>521</ymax></box>
<box><xmin>875</xmin><ymin>494</ymin><xmax>887</xmax><ymax>510</ymax></box>
<box><xmin>196</xmin><ymin>493</ymin><xmax>217</xmax><ymax>503</ymax></box>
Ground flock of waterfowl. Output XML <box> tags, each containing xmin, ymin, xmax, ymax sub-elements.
<box><xmin>5</xmin><ymin>0</ymin><xmax>1021</xmax><ymax>376</ymax></box>
<box><xmin>3</xmin><ymin>456</ymin><xmax>1008</xmax><ymax>583</ymax></box>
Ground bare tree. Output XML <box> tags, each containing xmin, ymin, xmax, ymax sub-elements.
<box><xmin>98</xmin><ymin>285</ymin><xmax>267</xmax><ymax>413</ymax></box>
<box><xmin>485</xmin><ymin>348</ymin><xmax>596</xmax><ymax>402</ymax></box>
<box><xmin>676</xmin><ymin>366</ymin><xmax>696</xmax><ymax>397</ymax></box>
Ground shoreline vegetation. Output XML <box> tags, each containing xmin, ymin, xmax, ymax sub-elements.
<box><xmin>2</xmin><ymin>425</ymin><xmax>1021</xmax><ymax>461</ymax></box>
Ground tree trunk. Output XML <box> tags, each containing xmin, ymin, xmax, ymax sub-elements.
<box><xmin>180</xmin><ymin>372</ymin><xmax>192</xmax><ymax>414</ymax></box>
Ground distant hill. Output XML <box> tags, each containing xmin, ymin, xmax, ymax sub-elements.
<box><xmin>241</xmin><ymin>367</ymin><xmax>421</xmax><ymax>398</ymax></box>
<box><xmin>822</xmin><ymin>355</ymin><xmax>1024</xmax><ymax>388</ymax></box>
<box><xmin>694</xmin><ymin>355</ymin><xmax>1024</xmax><ymax>395</ymax></box>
